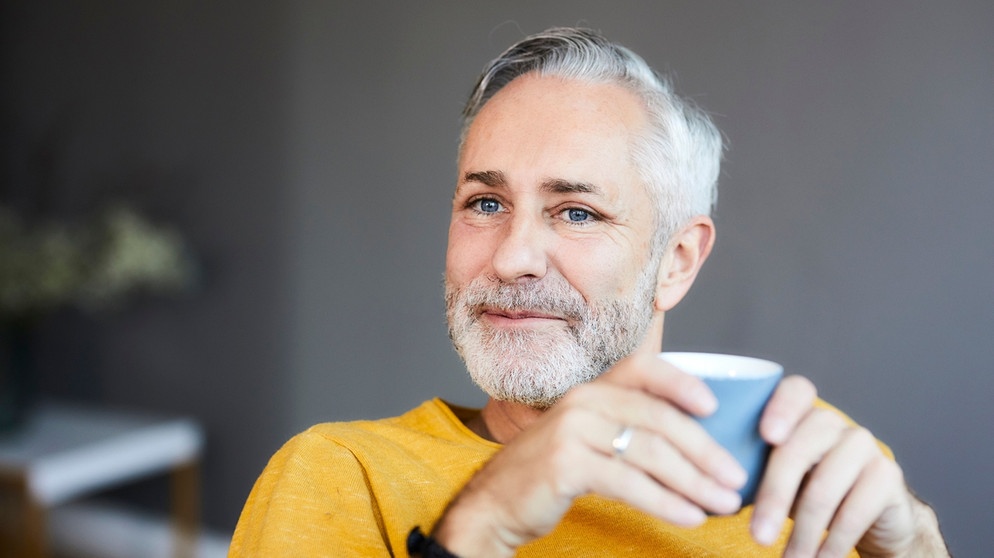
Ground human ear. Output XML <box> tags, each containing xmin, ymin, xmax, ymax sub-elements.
<box><xmin>653</xmin><ymin>216</ymin><xmax>716</xmax><ymax>312</ymax></box>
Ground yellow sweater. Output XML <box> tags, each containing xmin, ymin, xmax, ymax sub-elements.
<box><xmin>230</xmin><ymin>399</ymin><xmax>860</xmax><ymax>557</ymax></box>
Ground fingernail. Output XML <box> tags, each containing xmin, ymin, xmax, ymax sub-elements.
<box><xmin>752</xmin><ymin>514</ymin><xmax>780</xmax><ymax>546</ymax></box>
<box><xmin>764</xmin><ymin>419</ymin><xmax>788</xmax><ymax>444</ymax></box>
<box><xmin>694</xmin><ymin>385</ymin><xmax>718</xmax><ymax>415</ymax></box>
<box><xmin>719</xmin><ymin>461</ymin><xmax>748</xmax><ymax>489</ymax></box>
<box><xmin>711</xmin><ymin>489</ymin><xmax>742</xmax><ymax>513</ymax></box>
<box><xmin>675</xmin><ymin>504</ymin><xmax>707</xmax><ymax>527</ymax></box>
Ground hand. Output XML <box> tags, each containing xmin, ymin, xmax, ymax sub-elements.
<box><xmin>751</xmin><ymin>377</ymin><xmax>949</xmax><ymax>557</ymax></box>
<box><xmin>433</xmin><ymin>347</ymin><xmax>748</xmax><ymax>557</ymax></box>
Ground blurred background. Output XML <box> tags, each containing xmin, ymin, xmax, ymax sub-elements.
<box><xmin>1</xmin><ymin>1</ymin><xmax>991</xmax><ymax>556</ymax></box>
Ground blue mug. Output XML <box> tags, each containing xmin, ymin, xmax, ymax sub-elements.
<box><xmin>659</xmin><ymin>352</ymin><xmax>783</xmax><ymax>507</ymax></box>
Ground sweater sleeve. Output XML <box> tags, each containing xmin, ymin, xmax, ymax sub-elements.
<box><xmin>228</xmin><ymin>430</ymin><xmax>393</xmax><ymax>557</ymax></box>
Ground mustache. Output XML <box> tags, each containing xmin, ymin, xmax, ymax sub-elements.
<box><xmin>448</xmin><ymin>276</ymin><xmax>588</xmax><ymax>321</ymax></box>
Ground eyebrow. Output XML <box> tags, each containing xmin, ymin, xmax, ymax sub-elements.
<box><xmin>540</xmin><ymin>178</ymin><xmax>600</xmax><ymax>195</ymax></box>
<box><xmin>462</xmin><ymin>170</ymin><xmax>507</xmax><ymax>188</ymax></box>
<box><xmin>461</xmin><ymin>171</ymin><xmax>601</xmax><ymax>196</ymax></box>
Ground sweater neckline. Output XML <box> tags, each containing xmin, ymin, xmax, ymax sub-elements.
<box><xmin>428</xmin><ymin>398</ymin><xmax>503</xmax><ymax>449</ymax></box>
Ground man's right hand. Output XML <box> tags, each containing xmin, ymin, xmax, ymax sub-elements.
<box><xmin>431</xmin><ymin>346</ymin><xmax>748</xmax><ymax>557</ymax></box>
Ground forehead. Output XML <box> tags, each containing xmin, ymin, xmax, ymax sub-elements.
<box><xmin>459</xmin><ymin>74</ymin><xmax>649</xmax><ymax>197</ymax></box>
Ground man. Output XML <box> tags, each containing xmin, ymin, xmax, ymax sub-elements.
<box><xmin>230</xmin><ymin>28</ymin><xmax>947</xmax><ymax>557</ymax></box>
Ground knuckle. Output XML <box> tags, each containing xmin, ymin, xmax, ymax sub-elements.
<box><xmin>799</xmin><ymin>477</ymin><xmax>837</xmax><ymax>512</ymax></box>
<box><xmin>689</xmin><ymin>474</ymin><xmax>721</xmax><ymax>500</ymax></box>
<box><xmin>830</xmin><ymin>509</ymin><xmax>866</xmax><ymax>538</ymax></box>
<box><xmin>811</xmin><ymin>407</ymin><xmax>846</xmax><ymax>428</ymax></box>
<box><xmin>888</xmin><ymin>460</ymin><xmax>906</xmax><ymax>484</ymax></box>
<box><xmin>772</xmin><ymin>440</ymin><xmax>808</xmax><ymax>465</ymax></box>
<box><xmin>784</xmin><ymin>374</ymin><xmax>817</xmax><ymax>400</ymax></box>
<box><xmin>548</xmin><ymin>439</ymin><xmax>582</xmax><ymax>475</ymax></box>
<box><xmin>551</xmin><ymin>461</ymin><xmax>585</xmax><ymax>497</ymax></box>
<box><xmin>646</xmin><ymin>401</ymin><xmax>679</xmax><ymax>429</ymax></box>
<box><xmin>758</xmin><ymin>490</ymin><xmax>795</xmax><ymax>514</ymax></box>
<box><xmin>550</xmin><ymin>411</ymin><xmax>588</xmax><ymax>442</ymax></box>
<box><xmin>845</xmin><ymin>426</ymin><xmax>877</xmax><ymax>449</ymax></box>
<box><xmin>643</xmin><ymin>432</ymin><xmax>673</xmax><ymax>461</ymax></box>
<box><xmin>870</xmin><ymin>454</ymin><xmax>904</xmax><ymax>484</ymax></box>
<box><xmin>561</xmin><ymin>383</ymin><xmax>595</xmax><ymax>406</ymax></box>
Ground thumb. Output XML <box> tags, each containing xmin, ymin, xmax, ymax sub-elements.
<box><xmin>602</xmin><ymin>310</ymin><xmax>718</xmax><ymax>416</ymax></box>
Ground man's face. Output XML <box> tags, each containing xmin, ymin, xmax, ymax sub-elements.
<box><xmin>445</xmin><ymin>74</ymin><xmax>661</xmax><ymax>408</ymax></box>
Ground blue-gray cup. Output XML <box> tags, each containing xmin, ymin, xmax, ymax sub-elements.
<box><xmin>659</xmin><ymin>352</ymin><xmax>783</xmax><ymax>506</ymax></box>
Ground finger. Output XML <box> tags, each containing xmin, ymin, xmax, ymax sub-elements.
<box><xmin>565</xmin><ymin>383</ymin><xmax>746</xmax><ymax>489</ymax></box>
<box><xmin>616</xmin><ymin>426</ymin><xmax>743</xmax><ymax>514</ymax></box>
<box><xmin>584</xmin><ymin>450</ymin><xmax>708</xmax><ymax>527</ymax></box>
<box><xmin>817</xmin><ymin>459</ymin><xmax>910</xmax><ymax>557</ymax></box>
<box><xmin>543</xmin><ymin>398</ymin><xmax>714</xmax><ymax>525</ymax></box>
<box><xmin>600</xmin><ymin>350</ymin><xmax>718</xmax><ymax>418</ymax></box>
<box><xmin>760</xmin><ymin>375</ymin><xmax>817</xmax><ymax>445</ymax></box>
<box><xmin>751</xmin><ymin>407</ymin><xmax>847</xmax><ymax>545</ymax></box>
<box><xmin>536</xmin><ymin>404</ymin><xmax>726</xmax><ymax>522</ymax></box>
<box><xmin>783</xmin><ymin>426</ymin><xmax>879</xmax><ymax>557</ymax></box>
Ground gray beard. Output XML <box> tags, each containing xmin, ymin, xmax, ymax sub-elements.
<box><xmin>444</xmin><ymin>264</ymin><xmax>658</xmax><ymax>409</ymax></box>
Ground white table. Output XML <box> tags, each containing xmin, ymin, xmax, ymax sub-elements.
<box><xmin>0</xmin><ymin>401</ymin><xmax>204</xmax><ymax>558</ymax></box>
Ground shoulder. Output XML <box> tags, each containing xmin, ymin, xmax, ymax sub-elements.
<box><xmin>229</xmin><ymin>400</ymin><xmax>492</xmax><ymax>556</ymax></box>
<box><xmin>229</xmin><ymin>401</ymin><xmax>455</xmax><ymax>556</ymax></box>
<box><xmin>300</xmin><ymin>398</ymin><xmax>479</xmax><ymax>449</ymax></box>
<box><xmin>261</xmin><ymin>398</ymin><xmax>494</xmax><ymax>482</ymax></box>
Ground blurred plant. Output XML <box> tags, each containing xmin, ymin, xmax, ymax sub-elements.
<box><xmin>0</xmin><ymin>204</ymin><xmax>196</xmax><ymax>321</ymax></box>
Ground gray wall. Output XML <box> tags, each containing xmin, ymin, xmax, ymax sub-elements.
<box><xmin>3</xmin><ymin>1</ymin><xmax>990</xmax><ymax>554</ymax></box>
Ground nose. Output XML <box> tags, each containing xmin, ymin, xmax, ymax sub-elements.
<box><xmin>490</xmin><ymin>214</ymin><xmax>549</xmax><ymax>283</ymax></box>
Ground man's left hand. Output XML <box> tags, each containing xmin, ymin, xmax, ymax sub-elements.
<box><xmin>751</xmin><ymin>376</ymin><xmax>948</xmax><ymax>557</ymax></box>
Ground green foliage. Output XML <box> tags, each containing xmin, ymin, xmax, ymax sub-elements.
<box><xmin>0</xmin><ymin>205</ymin><xmax>195</xmax><ymax>319</ymax></box>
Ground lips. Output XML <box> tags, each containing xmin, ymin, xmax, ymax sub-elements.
<box><xmin>478</xmin><ymin>306</ymin><xmax>569</xmax><ymax>327</ymax></box>
<box><xmin>483</xmin><ymin>307</ymin><xmax>564</xmax><ymax>320</ymax></box>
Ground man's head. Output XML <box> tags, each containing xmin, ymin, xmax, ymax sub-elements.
<box><xmin>445</xmin><ymin>28</ymin><xmax>721</xmax><ymax>408</ymax></box>
<box><xmin>461</xmin><ymin>27</ymin><xmax>722</xmax><ymax>247</ymax></box>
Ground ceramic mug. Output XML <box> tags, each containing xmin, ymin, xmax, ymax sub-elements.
<box><xmin>658</xmin><ymin>351</ymin><xmax>783</xmax><ymax>506</ymax></box>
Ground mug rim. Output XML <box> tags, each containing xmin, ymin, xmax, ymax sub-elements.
<box><xmin>658</xmin><ymin>351</ymin><xmax>783</xmax><ymax>379</ymax></box>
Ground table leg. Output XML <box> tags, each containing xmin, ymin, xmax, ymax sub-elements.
<box><xmin>171</xmin><ymin>460</ymin><xmax>200</xmax><ymax>558</ymax></box>
<box><xmin>0</xmin><ymin>469</ymin><xmax>46</xmax><ymax>558</ymax></box>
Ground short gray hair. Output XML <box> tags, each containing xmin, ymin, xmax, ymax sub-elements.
<box><xmin>461</xmin><ymin>27</ymin><xmax>723</xmax><ymax>247</ymax></box>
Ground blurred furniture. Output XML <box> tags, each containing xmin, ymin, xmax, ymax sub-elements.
<box><xmin>0</xmin><ymin>401</ymin><xmax>204</xmax><ymax>558</ymax></box>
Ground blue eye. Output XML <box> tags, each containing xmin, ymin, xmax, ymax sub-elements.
<box><xmin>477</xmin><ymin>199</ymin><xmax>500</xmax><ymax>213</ymax></box>
<box><xmin>566</xmin><ymin>208</ymin><xmax>590</xmax><ymax>222</ymax></box>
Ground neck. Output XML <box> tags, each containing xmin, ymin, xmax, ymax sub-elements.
<box><xmin>468</xmin><ymin>311</ymin><xmax>666</xmax><ymax>444</ymax></box>
<box><xmin>466</xmin><ymin>399</ymin><xmax>542</xmax><ymax>443</ymax></box>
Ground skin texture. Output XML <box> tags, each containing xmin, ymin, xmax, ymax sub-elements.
<box><xmin>437</xmin><ymin>74</ymin><xmax>948</xmax><ymax>557</ymax></box>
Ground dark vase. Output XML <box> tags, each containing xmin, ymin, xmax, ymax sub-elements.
<box><xmin>0</xmin><ymin>320</ymin><xmax>35</xmax><ymax>431</ymax></box>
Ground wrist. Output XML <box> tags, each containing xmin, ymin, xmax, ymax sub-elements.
<box><xmin>906</xmin><ymin>499</ymin><xmax>949</xmax><ymax>558</ymax></box>
<box><xmin>407</xmin><ymin>526</ymin><xmax>461</xmax><ymax>558</ymax></box>
<box><xmin>431</xmin><ymin>494</ymin><xmax>518</xmax><ymax>558</ymax></box>
<box><xmin>859</xmin><ymin>497</ymin><xmax>950</xmax><ymax>558</ymax></box>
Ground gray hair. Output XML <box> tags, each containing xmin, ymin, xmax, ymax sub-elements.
<box><xmin>461</xmin><ymin>27</ymin><xmax>723</xmax><ymax>247</ymax></box>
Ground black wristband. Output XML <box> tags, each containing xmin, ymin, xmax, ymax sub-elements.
<box><xmin>407</xmin><ymin>526</ymin><xmax>461</xmax><ymax>558</ymax></box>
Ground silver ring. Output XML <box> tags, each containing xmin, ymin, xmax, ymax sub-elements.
<box><xmin>611</xmin><ymin>426</ymin><xmax>635</xmax><ymax>457</ymax></box>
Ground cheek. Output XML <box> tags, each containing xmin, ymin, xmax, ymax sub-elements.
<box><xmin>445</xmin><ymin>223</ymin><xmax>491</xmax><ymax>283</ymax></box>
<box><xmin>553</xmin><ymin>241</ymin><xmax>644</xmax><ymax>298</ymax></box>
